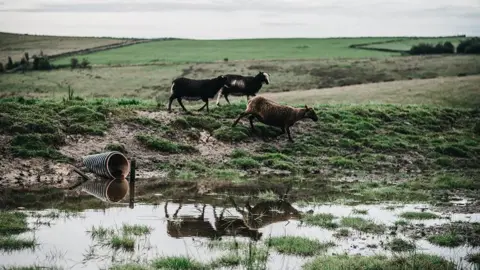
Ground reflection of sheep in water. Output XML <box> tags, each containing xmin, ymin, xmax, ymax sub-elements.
<box><xmin>232</xmin><ymin>96</ymin><xmax>318</xmax><ymax>142</ymax></box>
<box><xmin>213</xmin><ymin>206</ymin><xmax>263</xmax><ymax>241</ymax></box>
<box><xmin>215</xmin><ymin>72</ymin><xmax>270</xmax><ymax>106</ymax></box>
<box><xmin>164</xmin><ymin>201</ymin><xmax>218</xmax><ymax>239</ymax></box>
<box><xmin>229</xmin><ymin>197</ymin><xmax>303</xmax><ymax>230</ymax></box>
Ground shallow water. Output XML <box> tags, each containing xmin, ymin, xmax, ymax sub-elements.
<box><xmin>1</xmin><ymin>199</ymin><xmax>479</xmax><ymax>270</ymax></box>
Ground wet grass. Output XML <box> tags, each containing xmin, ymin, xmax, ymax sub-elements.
<box><xmin>340</xmin><ymin>217</ymin><xmax>385</xmax><ymax>234</ymax></box>
<box><xmin>399</xmin><ymin>212</ymin><xmax>439</xmax><ymax>220</ymax></box>
<box><xmin>394</xmin><ymin>220</ymin><xmax>410</xmax><ymax>226</ymax></box>
<box><xmin>428</xmin><ymin>233</ymin><xmax>464</xmax><ymax>247</ymax></box>
<box><xmin>0</xmin><ymin>236</ymin><xmax>36</xmax><ymax>251</ymax></box>
<box><xmin>136</xmin><ymin>134</ymin><xmax>197</xmax><ymax>154</ymax></box>
<box><xmin>110</xmin><ymin>235</ymin><xmax>135</xmax><ymax>251</ymax></box>
<box><xmin>151</xmin><ymin>256</ymin><xmax>206</xmax><ymax>270</ymax></box>
<box><xmin>466</xmin><ymin>252</ymin><xmax>480</xmax><ymax>264</ymax></box>
<box><xmin>0</xmin><ymin>212</ymin><xmax>29</xmax><ymax>236</ymax></box>
<box><xmin>121</xmin><ymin>224</ymin><xmax>152</xmax><ymax>236</ymax></box>
<box><xmin>267</xmin><ymin>236</ymin><xmax>334</xmax><ymax>256</ymax></box>
<box><xmin>302</xmin><ymin>213</ymin><xmax>338</xmax><ymax>229</ymax></box>
<box><xmin>303</xmin><ymin>254</ymin><xmax>456</xmax><ymax>270</ymax></box>
<box><xmin>88</xmin><ymin>225</ymin><xmax>113</xmax><ymax>239</ymax></box>
<box><xmin>334</xmin><ymin>228</ymin><xmax>351</xmax><ymax>238</ymax></box>
<box><xmin>387</xmin><ymin>238</ymin><xmax>416</xmax><ymax>252</ymax></box>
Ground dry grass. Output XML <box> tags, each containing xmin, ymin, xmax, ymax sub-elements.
<box><xmin>0</xmin><ymin>55</ymin><xmax>479</xmax><ymax>103</ymax></box>
<box><xmin>263</xmin><ymin>75</ymin><xmax>480</xmax><ymax>108</ymax></box>
<box><xmin>0</xmin><ymin>32</ymin><xmax>134</xmax><ymax>63</ymax></box>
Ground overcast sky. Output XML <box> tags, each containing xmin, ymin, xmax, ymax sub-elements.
<box><xmin>0</xmin><ymin>0</ymin><xmax>479</xmax><ymax>39</ymax></box>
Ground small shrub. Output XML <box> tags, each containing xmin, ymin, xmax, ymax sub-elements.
<box><xmin>136</xmin><ymin>134</ymin><xmax>196</xmax><ymax>153</ymax></box>
<box><xmin>457</xmin><ymin>38</ymin><xmax>480</xmax><ymax>54</ymax></box>
<box><xmin>409</xmin><ymin>42</ymin><xmax>455</xmax><ymax>55</ymax></box>
<box><xmin>7</xmin><ymin>56</ymin><xmax>13</xmax><ymax>70</ymax></box>
<box><xmin>230</xmin><ymin>157</ymin><xmax>260</xmax><ymax>170</ymax></box>
<box><xmin>213</xmin><ymin>126</ymin><xmax>250</xmax><ymax>142</ymax></box>
<box><xmin>32</xmin><ymin>56</ymin><xmax>52</xmax><ymax>70</ymax></box>
<box><xmin>80</xmin><ymin>58</ymin><xmax>91</xmax><ymax>68</ymax></box>
<box><xmin>70</xmin><ymin>58</ymin><xmax>79</xmax><ymax>69</ymax></box>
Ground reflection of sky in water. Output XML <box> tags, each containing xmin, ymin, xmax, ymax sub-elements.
<box><xmin>0</xmin><ymin>0</ymin><xmax>479</xmax><ymax>38</ymax></box>
<box><xmin>0</xmin><ymin>202</ymin><xmax>479</xmax><ymax>269</ymax></box>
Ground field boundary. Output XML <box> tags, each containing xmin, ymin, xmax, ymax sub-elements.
<box><xmin>349</xmin><ymin>35</ymin><xmax>467</xmax><ymax>54</ymax></box>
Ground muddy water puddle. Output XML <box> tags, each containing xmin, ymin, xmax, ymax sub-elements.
<box><xmin>1</xmin><ymin>199</ymin><xmax>480</xmax><ymax>270</ymax></box>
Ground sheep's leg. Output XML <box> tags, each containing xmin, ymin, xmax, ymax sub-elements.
<box><xmin>164</xmin><ymin>201</ymin><xmax>169</xmax><ymax>218</ymax></box>
<box><xmin>167</xmin><ymin>95</ymin><xmax>175</xmax><ymax>112</ymax></box>
<box><xmin>232</xmin><ymin>112</ymin><xmax>251</xmax><ymax>127</ymax></box>
<box><xmin>216</xmin><ymin>89</ymin><xmax>223</xmax><ymax>106</ymax></box>
<box><xmin>177</xmin><ymin>98</ymin><xmax>188</xmax><ymax>112</ymax></box>
<box><xmin>281</xmin><ymin>127</ymin><xmax>285</xmax><ymax>134</ymax></box>
<box><xmin>224</xmin><ymin>94</ymin><xmax>231</xmax><ymax>105</ymax></box>
<box><xmin>197</xmin><ymin>103</ymin><xmax>207</xmax><ymax>111</ymax></box>
<box><xmin>286</xmin><ymin>127</ymin><xmax>294</xmax><ymax>142</ymax></box>
<box><xmin>248</xmin><ymin>115</ymin><xmax>256</xmax><ymax>131</ymax></box>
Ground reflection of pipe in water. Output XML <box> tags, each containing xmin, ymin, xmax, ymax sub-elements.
<box><xmin>81</xmin><ymin>178</ymin><xmax>129</xmax><ymax>203</ymax></box>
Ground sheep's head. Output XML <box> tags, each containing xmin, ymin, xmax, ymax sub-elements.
<box><xmin>258</xmin><ymin>71</ymin><xmax>270</xmax><ymax>85</ymax></box>
<box><xmin>304</xmin><ymin>105</ymin><xmax>318</xmax><ymax>122</ymax></box>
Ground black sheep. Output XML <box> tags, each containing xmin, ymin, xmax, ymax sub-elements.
<box><xmin>215</xmin><ymin>72</ymin><xmax>270</xmax><ymax>106</ymax></box>
<box><xmin>168</xmin><ymin>75</ymin><xmax>228</xmax><ymax>113</ymax></box>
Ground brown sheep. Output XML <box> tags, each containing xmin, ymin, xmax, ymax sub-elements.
<box><xmin>232</xmin><ymin>96</ymin><xmax>318</xmax><ymax>142</ymax></box>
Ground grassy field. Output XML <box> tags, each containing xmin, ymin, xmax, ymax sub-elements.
<box><xmin>263</xmin><ymin>75</ymin><xmax>480</xmax><ymax>108</ymax></box>
<box><xmin>2</xmin><ymin>55</ymin><xmax>479</xmax><ymax>101</ymax></box>
<box><xmin>363</xmin><ymin>37</ymin><xmax>466</xmax><ymax>51</ymax></box>
<box><xmin>52</xmin><ymin>38</ymin><xmax>401</xmax><ymax>65</ymax></box>
<box><xmin>0</xmin><ymin>32</ymin><xmax>138</xmax><ymax>64</ymax></box>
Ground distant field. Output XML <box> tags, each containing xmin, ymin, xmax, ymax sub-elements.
<box><xmin>1</xmin><ymin>55</ymin><xmax>479</xmax><ymax>102</ymax></box>
<box><xmin>0</xmin><ymin>32</ymin><xmax>136</xmax><ymax>64</ymax></box>
<box><xmin>53</xmin><ymin>38</ymin><xmax>400</xmax><ymax>65</ymax></box>
<box><xmin>363</xmin><ymin>37</ymin><xmax>466</xmax><ymax>51</ymax></box>
<box><xmin>264</xmin><ymin>75</ymin><xmax>480</xmax><ymax>108</ymax></box>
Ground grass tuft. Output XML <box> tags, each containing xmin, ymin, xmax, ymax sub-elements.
<box><xmin>121</xmin><ymin>224</ymin><xmax>152</xmax><ymax>236</ymax></box>
<box><xmin>340</xmin><ymin>217</ymin><xmax>385</xmax><ymax>234</ymax></box>
<box><xmin>387</xmin><ymin>238</ymin><xmax>416</xmax><ymax>252</ymax></box>
<box><xmin>428</xmin><ymin>233</ymin><xmax>464</xmax><ymax>247</ymax></box>
<box><xmin>399</xmin><ymin>212</ymin><xmax>439</xmax><ymax>220</ymax></box>
<box><xmin>0</xmin><ymin>236</ymin><xmax>36</xmax><ymax>251</ymax></box>
<box><xmin>302</xmin><ymin>213</ymin><xmax>338</xmax><ymax>229</ymax></box>
<box><xmin>267</xmin><ymin>236</ymin><xmax>334</xmax><ymax>256</ymax></box>
<box><xmin>110</xmin><ymin>235</ymin><xmax>135</xmax><ymax>251</ymax></box>
<box><xmin>0</xmin><ymin>212</ymin><xmax>29</xmax><ymax>236</ymax></box>
<box><xmin>151</xmin><ymin>256</ymin><xmax>205</xmax><ymax>270</ymax></box>
<box><xmin>136</xmin><ymin>134</ymin><xmax>196</xmax><ymax>153</ymax></box>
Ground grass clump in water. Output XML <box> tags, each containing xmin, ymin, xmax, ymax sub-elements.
<box><xmin>303</xmin><ymin>254</ymin><xmax>456</xmax><ymax>270</ymax></box>
<box><xmin>0</xmin><ymin>212</ymin><xmax>29</xmax><ymax>236</ymax></box>
<box><xmin>428</xmin><ymin>233</ymin><xmax>464</xmax><ymax>247</ymax></box>
<box><xmin>399</xmin><ymin>211</ymin><xmax>439</xmax><ymax>220</ymax></box>
<box><xmin>334</xmin><ymin>228</ymin><xmax>351</xmax><ymax>238</ymax></box>
<box><xmin>387</xmin><ymin>238</ymin><xmax>416</xmax><ymax>252</ymax></box>
<box><xmin>88</xmin><ymin>225</ymin><xmax>113</xmax><ymax>239</ymax></box>
<box><xmin>110</xmin><ymin>235</ymin><xmax>135</xmax><ymax>251</ymax></box>
<box><xmin>136</xmin><ymin>134</ymin><xmax>196</xmax><ymax>153</ymax></box>
<box><xmin>340</xmin><ymin>217</ymin><xmax>385</xmax><ymax>234</ymax></box>
<box><xmin>267</xmin><ymin>236</ymin><xmax>334</xmax><ymax>256</ymax></box>
<box><xmin>210</xmin><ymin>253</ymin><xmax>241</xmax><ymax>268</ymax></box>
<box><xmin>121</xmin><ymin>224</ymin><xmax>152</xmax><ymax>236</ymax></box>
<box><xmin>467</xmin><ymin>252</ymin><xmax>480</xmax><ymax>264</ymax></box>
<box><xmin>302</xmin><ymin>213</ymin><xmax>338</xmax><ymax>229</ymax></box>
<box><xmin>0</xmin><ymin>236</ymin><xmax>36</xmax><ymax>251</ymax></box>
<box><xmin>152</xmin><ymin>256</ymin><xmax>206</xmax><ymax>270</ymax></box>
<box><xmin>110</xmin><ymin>264</ymin><xmax>152</xmax><ymax>270</ymax></box>
<box><xmin>394</xmin><ymin>220</ymin><xmax>410</xmax><ymax>226</ymax></box>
